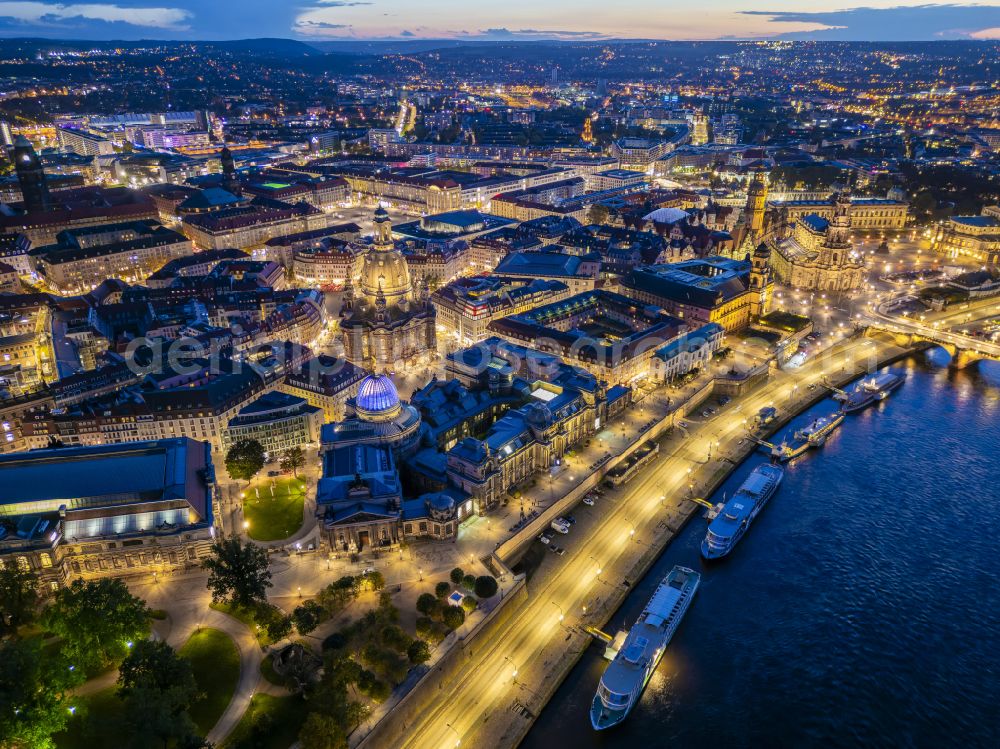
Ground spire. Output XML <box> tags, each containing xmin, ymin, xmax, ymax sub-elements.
<box><xmin>220</xmin><ymin>145</ymin><xmax>240</xmax><ymax>195</ymax></box>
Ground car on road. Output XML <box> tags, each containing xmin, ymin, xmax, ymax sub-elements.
<box><xmin>808</xmin><ymin>383</ymin><xmax>818</xmax><ymax>390</ymax></box>
<box><xmin>582</xmin><ymin>496</ymin><xmax>595</xmax><ymax>506</ymax></box>
<box><xmin>362</xmin><ymin>567</ymin><xmax>376</xmax><ymax>575</ymax></box>
<box><xmin>678</xmin><ymin>421</ymin><xmax>689</xmax><ymax>429</ymax></box>
<box><xmin>719</xmin><ymin>396</ymin><xmax>731</xmax><ymax>406</ymax></box>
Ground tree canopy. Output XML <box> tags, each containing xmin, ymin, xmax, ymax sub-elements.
<box><xmin>225</xmin><ymin>438</ymin><xmax>266</xmax><ymax>484</ymax></box>
<box><xmin>0</xmin><ymin>564</ymin><xmax>40</xmax><ymax>637</ymax></box>
<box><xmin>279</xmin><ymin>446</ymin><xmax>306</xmax><ymax>478</ymax></box>
<box><xmin>117</xmin><ymin>640</ymin><xmax>201</xmax><ymax>749</ymax></box>
<box><xmin>41</xmin><ymin>578</ymin><xmax>150</xmax><ymax>673</ymax></box>
<box><xmin>0</xmin><ymin>638</ymin><xmax>76</xmax><ymax>748</ymax></box>
<box><xmin>202</xmin><ymin>536</ymin><xmax>272</xmax><ymax>610</ymax></box>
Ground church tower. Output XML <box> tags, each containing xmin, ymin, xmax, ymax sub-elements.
<box><xmin>745</xmin><ymin>172</ymin><xmax>768</xmax><ymax>237</ymax></box>
<box><xmin>582</xmin><ymin>116</ymin><xmax>594</xmax><ymax>145</ymax></box>
<box><xmin>220</xmin><ymin>145</ymin><xmax>241</xmax><ymax>195</ymax></box>
<box><xmin>13</xmin><ymin>135</ymin><xmax>51</xmax><ymax>213</ymax></box>
<box><xmin>826</xmin><ymin>192</ymin><xmax>853</xmax><ymax>248</ymax></box>
<box><xmin>748</xmin><ymin>242</ymin><xmax>774</xmax><ymax>320</ymax></box>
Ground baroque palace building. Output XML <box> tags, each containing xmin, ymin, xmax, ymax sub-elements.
<box><xmin>768</xmin><ymin>193</ymin><xmax>867</xmax><ymax>292</ymax></box>
<box><xmin>339</xmin><ymin>206</ymin><xmax>437</xmax><ymax>372</ymax></box>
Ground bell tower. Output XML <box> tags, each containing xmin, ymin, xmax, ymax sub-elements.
<box><xmin>748</xmin><ymin>242</ymin><xmax>774</xmax><ymax>319</ymax></box>
<box><xmin>745</xmin><ymin>171</ymin><xmax>768</xmax><ymax>236</ymax></box>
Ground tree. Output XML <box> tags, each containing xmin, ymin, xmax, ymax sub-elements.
<box><xmin>461</xmin><ymin>595</ymin><xmax>477</xmax><ymax>614</ymax></box>
<box><xmin>415</xmin><ymin>593</ymin><xmax>439</xmax><ymax>617</ymax></box>
<box><xmin>293</xmin><ymin>600</ymin><xmax>325</xmax><ymax>635</ymax></box>
<box><xmin>0</xmin><ymin>638</ymin><xmax>75</xmax><ymax>748</ymax></box>
<box><xmin>118</xmin><ymin>640</ymin><xmax>200</xmax><ymax>749</ymax></box>
<box><xmin>202</xmin><ymin>537</ymin><xmax>272</xmax><ymax>610</ymax></box>
<box><xmin>41</xmin><ymin>578</ymin><xmax>150</xmax><ymax>673</ymax></box>
<box><xmin>380</xmin><ymin>625</ymin><xmax>410</xmax><ymax>653</ymax></box>
<box><xmin>434</xmin><ymin>581</ymin><xmax>451</xmax><ymax>599</ymax></box>
<box><xmin>407</xmin><ymin>639</ymin><xmax>431</xmax><ymax>665</ymax></box>
<box><xmin>0</xmin><ymin>564</ymin><xmax>40</xmax><ymax>636</ymax></box>
<box><xmin>474</xmin><ymin>575</ymin><xmax>498</xmax><ymax>599</ymax></box>
<box><xmin>255</xmin><ymin>604</ymin><xmax>292</xmax><ymax>643</ymax></box>
<box><xmin>299</xmin><ymin>711</ymin><xmax>348</xmax><ymax>749</ymax></box>
<box><xmin>449</xmin><ymin>567</ymin><xmax>464</xmax><ymax>585</ymax></box>
<box><xmin>461</xmin><ymin>574</ymin><xmax>476</xmax><ymax>591</ymax></box>
<box><xmin>587</xmin><ymin>203</ymin><xmax>610</xmax><ymax>226</ymax></box>
<box><xmin>442</xmin><ymin>605</ymin><xmax>465</xmax><ymax>631</ymax></box>
<box><xmin>358</xmin><ymin>569</ymin><xmax>384</xmax><ymax>592</ymax></box>
<box><xmin>279</xmin><ymin>446</ymin><xmax>305</xmax><ymax>478</ymax></box>
<box><xmin>225</xmin><ymin>438</ymin><xmax>265</xmax><ymax>484</ymax></box>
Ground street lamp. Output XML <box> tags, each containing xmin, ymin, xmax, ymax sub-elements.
<box><xmin>550</xmin><ymin>601</ymin><xmax>564</xmax><ymax>622</ymax></box>
<box><xmin>445</xmin><ymin>723</ymin><xmax>461</xmax><ymax>747</ymax></box>
<box><xmin>589</xmin><ymin>556</ymin><xmax>603</xmax><ymax>575</ymax></box>
<box><xmin>504</xmin><ymin>655</ymin><xmax>518</xmax><ymax>678</ymax></box>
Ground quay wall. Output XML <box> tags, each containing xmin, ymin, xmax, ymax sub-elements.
<box><xmin>498</xmin><ymin>335</ymin><xmax>916</xmax><ymax>748</ymax></box>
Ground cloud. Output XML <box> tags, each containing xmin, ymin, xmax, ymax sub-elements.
<box><xmin>398</xmin><ymin>29</ymin><xmax>414</xmax><ymax>37</ymax></box>
<box><xmin>0</xmin><ymin>1</ymin><xmax>190</xmax><ymax>29</ymax></box>
<box><xmin>742</xmin><ymin>4</ymin><xmax>1000</xmax><ymax>41</ymax></box>
<box><xmin>293</xmin><ymin>1</ymin><xmax>362</xmax><ymax>37</ymax></box>
<box><xmin>460</xmin><ymin>27</ymin><xmax>610</xmax><ymax>40</ymax></box>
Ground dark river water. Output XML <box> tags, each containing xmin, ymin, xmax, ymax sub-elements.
<box><xmin>522</xmin><ymin>351</ymin><xmax>1000</xmax><ymax>749</ymax></box>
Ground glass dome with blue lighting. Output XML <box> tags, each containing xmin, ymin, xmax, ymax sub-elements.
<box><xmin>355</xmin><ymin>374</ymin><xmax>402</xmax><ymax>421</ymax></box>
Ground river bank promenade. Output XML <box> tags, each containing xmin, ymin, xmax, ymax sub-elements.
<box><xmin>387</xmin><ymin>332</ymin><xmax>911</xmax><ymax>749</ymax></box>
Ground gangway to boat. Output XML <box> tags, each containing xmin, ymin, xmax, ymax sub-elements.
<box><xmin>820</xmin><ymin>378</ymin><xmax>847</xmax><ymax>398</ymax></box>
<box><xmin>687</xmin><ymin>496</ymin><xmax>725</xmax><ymax>520</ymax></box>
<box><xmin>583</xmin><ymin>625</ymin><xmax>613</xmax><ymax>645</ymax></box>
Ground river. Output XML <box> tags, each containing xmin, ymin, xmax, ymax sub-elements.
<box><xmin>522</xmin><ymin>352</ymin><xmax>1000</xmax><ymax>749</ymax></box>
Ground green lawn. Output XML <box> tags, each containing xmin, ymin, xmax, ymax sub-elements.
<box><xmin>179</xmin><ymin>627</ymin><xmax>241</xmax><ymax>737</ymax></box>
<box><xmin>222</xmin><ymin>693</ymin><xmax>309</xmax><ymax>749</ymax></box>
<box><xmin>209</xmin><ymin>601</ymin><xmax>283</xmax><ymax>647</ymax></box>
<box><xmin>54</xmin><ymin>687</ymin><xmax>125</xmax><ymax>749</ymax></box>
<box><xmin>243</xmin><ymin>476</ymin><xmax>306</xmax><ymax>541</ymax></box>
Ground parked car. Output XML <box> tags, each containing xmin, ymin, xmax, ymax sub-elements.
<box><xmin>550</xmin><ymin>519</ymin><xmax>570</xmax><ymax>535</ymax></box>
<box><xmin>539</xmin><ymin>533</ymin><xmax>552</xmax><ymax>545</ymax></box>
<box><xmin>678</xmin><ymin>421</ymin><xmax>689</xmax><ymax>429</ymax></box>
<box><xmin>719</xmin><ymin>396</ymin><xmax>731</xmax><ymax>405</ymax></box>
<box><xmin>582</xmin><ymin>496</ymin><xmax>595</xmax><ymax>506</ymax></box>
<box><xmin>564</xmin><ymin>515</ymin><xmax>577</xmax><ymax>525</ymax></box>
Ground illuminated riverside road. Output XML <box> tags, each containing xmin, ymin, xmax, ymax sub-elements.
<box><xmin>526</xmin><ymin>350</ymin><xmax>1000</xmax><ymax>748</ymax></box>
<box><xmin>393</xmin><ymin>335</ymin><xmax>904</xmax><ymax>749</ymax></box>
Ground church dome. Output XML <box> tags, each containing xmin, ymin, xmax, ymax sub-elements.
<box><xmin>356</xmin><ymin>374</ymin><xmax>402</xmax><ymax>421</ymax></box>
<box><xmin>357</xmin><ymin>208</ymin><xmax>414</xmax><ymax>305</ymax></box>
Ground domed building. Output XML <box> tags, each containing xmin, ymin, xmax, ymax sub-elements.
<box><xmin>340</xmin><ymin>207</ymin><xmax>436</xmax><ymax>372</ymax></box>
<box><xmin>314</xmin><ymin>373</ymin><xmax>423</xmax><ymax>553</ymax></box>
<box><xmin>319</xmin><ymin>373</ymin><xmax>422</xmax><ymax>455</ymax></box>
<box><xmin>768</xmin><ymin>193</ymin><xmax>866</xmax><ymax>292</ymax></box>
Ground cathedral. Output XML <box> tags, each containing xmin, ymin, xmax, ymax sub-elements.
<box><xmin>339</xmin><ymin>207</ymin><xmax>437</xmax><ymax>372</ymax></box>
<box><xmin>768</xmin><ymin>193</ymin><xmax>867</xmax><ymax>292</ymax></box>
